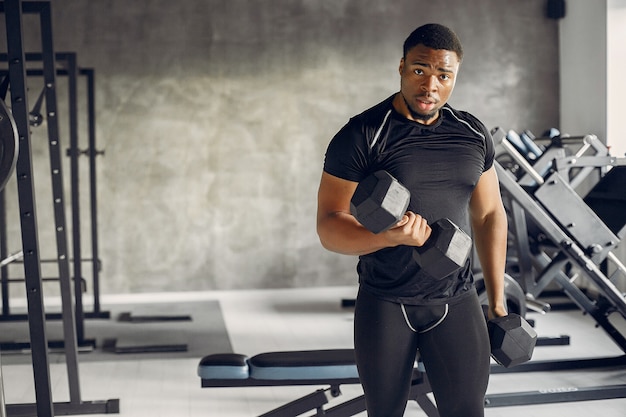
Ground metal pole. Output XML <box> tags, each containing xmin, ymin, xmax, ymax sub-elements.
<box><xmin>66</xmin><ymin>54</ymin><xmax>87</xmax><ymax>341</ymax></box>
<box><xmin>3</xmin><ymin>0</ymin><xmax>55</xmax><ymax>415</ymax></box>
<box><xmin>38</xmin><ymin>4</ymin><xmax>82</xmax><ymax>403</ymax></box>
<box><xmin>0</xmin><ymin>351</ymin><xmax>6</xmax><ymax>417</ymax></box>
<box><xmin>83</xmin><ymin>68</ymin><xmax>104</xmax><ymax>315</ymax></box>
<box><xmin>0</xmin><ymin>191</ymin><xmax>9</xmax><ymax>316</ymax></box>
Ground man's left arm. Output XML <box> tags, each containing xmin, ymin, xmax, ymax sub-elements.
<box><xmin>469</xmin><ymin>165</ymin><xmax>509</xmax><ymax>319</ymax></box>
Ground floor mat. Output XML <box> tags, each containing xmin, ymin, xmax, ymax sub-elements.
<box><xmin>0</xmin><ymin>299</ymin><xmax>233</xmax><ymax>364</ymax></box>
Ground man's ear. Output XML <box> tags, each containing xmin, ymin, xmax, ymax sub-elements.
<box><xmin>398</xmin><ymin>58</ymin><xmax>404</xmax><ymax>75</ymax></box>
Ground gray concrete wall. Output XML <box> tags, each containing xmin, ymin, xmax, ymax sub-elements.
<box><xmin>0</xmin><ymin>0</ymin><xmax>559</xmax><ymax>296</ymax></box>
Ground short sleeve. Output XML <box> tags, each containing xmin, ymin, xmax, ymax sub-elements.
<box><xmin>322</xmin><ymin>118</ymin><xmax>371</xmax><ymax>182</ymax></box>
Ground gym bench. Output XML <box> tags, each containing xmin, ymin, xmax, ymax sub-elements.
<box><xmin>197</xmin><ymin>348</ymin><xmax>438</xmax><ymax>417</ymax></box>
<box><xmin>199</xmin><ymin>349</ymin><xmax>626</xmax><ymax>414</ymax></box>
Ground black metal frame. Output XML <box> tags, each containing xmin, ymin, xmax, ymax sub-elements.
<box><xmin>0</xmin><ymin>1</ymin><xmax>118</xmax><ymax>416</ymax></box>
<box><xmin>495</xmin><ymin>133</ymin><xmax>626</xmax><ymax>334</ymax></box>
<box><xmin>479</xmin><ymin>128</ymin><xmax>626</xmax><ymax>406</ymax></box>
<box><xmin>2</xmin><ymin>2</ymin><xmax>54</xmax><ymax>415</ymax></box>
<box><xmin>0</xmin><ymin>54</ymin><xmax>186</xmax><ymax>355</ymax></box>
<box><xmin>202</xmin><ymin>371</ymin><xmax>438</xmax><ymax>417</ymax></box>
<box><xmin>0</xmin><ymin>55</ymin><xmax>110</xmax><ymax>344</ymax></box>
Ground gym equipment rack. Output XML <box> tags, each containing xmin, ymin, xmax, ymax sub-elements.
<box><xmin>0</xmin><ymin>52</ymin><xmax>191</xmax><ymax>355</ymax></box>
<box><xmin>0</xmin><ymin>1</ymin><xmax>118</xmax><ymax>416</ymax></box>
<box><xmin>483</xmin><ymin>127</ymin><xmax>626</xmax><ymax>407</ymax></box>
<box><xmin>0</xmin><ymin>53</ymin><xmax>109</xmax><ymax>349</ymax></box>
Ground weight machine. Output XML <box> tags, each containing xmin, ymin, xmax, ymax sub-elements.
<box><xmin>482</xmin><ymin>127</ymin><xmax>626</xmax><ymax>407</ymax></box>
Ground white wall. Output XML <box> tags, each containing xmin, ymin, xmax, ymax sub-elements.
<box><xmin>560</xmin><ymin>0</ymin><xmax>626</xmax><ymax>156</ymax></box>
<box><xmin>559</xmin><ymin>0</ymin><xmax>607</xmax><ymax>139</ymax></box>
<box><xmin>608</xmin><ymin>0</ymin><xmax>626</xmax><ymax>157</ymax></box>
<box><xmin>608</xmin><ymin>0</ymin><xmax>626</xmax><ymax>290</ymax></box>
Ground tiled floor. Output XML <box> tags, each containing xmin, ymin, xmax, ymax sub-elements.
<box><xmin>2</xmin><ymin>285</ymin><xmax>626</xmax><ymax>416</ymax></box>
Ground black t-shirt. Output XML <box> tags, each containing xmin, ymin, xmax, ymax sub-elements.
<box><xmin>323</xmin><ymin>95</ymin><xmax>495</xmax><ymax>305</ymax></box>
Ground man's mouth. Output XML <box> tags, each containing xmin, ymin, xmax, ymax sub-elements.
<box><xmin>415</xmin><ymin>98</ymin><xmax>436</xmax><ymax>112</ymax></box>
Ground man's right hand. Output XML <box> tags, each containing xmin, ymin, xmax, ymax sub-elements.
<box><xmin>387</xmin><ymin>211</ymin><xmax>432</xmax><ymax>248</ymax></box>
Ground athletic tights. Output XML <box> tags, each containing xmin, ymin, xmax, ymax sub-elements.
<box><xmin>353</xmin><ymin>287</ymin><xmax>490</xmax><ymax>417</ymax></box>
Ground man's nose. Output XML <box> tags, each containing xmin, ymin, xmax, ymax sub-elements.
<box><xmin>421</xmin><ymin>75</ymin><xmax>438</xmax><ymax>92</ymax></box>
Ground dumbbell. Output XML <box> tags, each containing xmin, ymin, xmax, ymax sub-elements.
<box><xmin>350</xmin><ymin>170</ymin><xmax>472</xmax><ymax>279</ymax></box>
<box><xmin>482</xmin><ymin>306</ymin><xmax>537</xmax><ymax>368</ymax></box>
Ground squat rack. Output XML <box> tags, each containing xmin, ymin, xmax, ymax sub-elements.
<box><xmin>0</xmin><ymin>52</ymin><xmax>109</xmax><ymax>348</ymax></box>
<box><xmin>0</xmin><ymin>1</ymin><xmax>118</xmax><ymax>416</ymax></box>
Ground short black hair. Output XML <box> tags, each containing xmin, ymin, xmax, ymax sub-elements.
<box><xmin>403</xmin><ymin>23</ymin><xmax>463</xmax><ymax>61</ymax></box>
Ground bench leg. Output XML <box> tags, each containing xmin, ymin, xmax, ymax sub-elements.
<box><xmin>258</xmin><ymin>388</ymin><xmax>333</xmax><ymax>417</ymax></box>
<box><xmin>312</xmin><ymin>375</ymin><xmax>439</xmax><ymax>417</ymax></box>
<box><xmin>315</xmin><ymin>394</ymin><xmax>366</xmax><ymax>416</ymax></box>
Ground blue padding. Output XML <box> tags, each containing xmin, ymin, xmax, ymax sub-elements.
<box><xmin>250</xmin><ymin>364</ymin><xmax>359</xmax><ymax>380</ymax></box>
<box><xmin>198</xmin><ymin>353</ymin><xmax>250</xmax><ymax>380</ymax></box>
<box><xmin>199</xmin><ymin>365</ymin><xmax>250</xmax><ymax>380</ymax></box>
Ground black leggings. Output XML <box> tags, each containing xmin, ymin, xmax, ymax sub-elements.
<box><xmin>354</xmin><ymin>288</ymin><xmax>490</xmax><ymax>417</ymax></box>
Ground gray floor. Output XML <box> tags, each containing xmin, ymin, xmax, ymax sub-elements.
<box><xmin>2</xmin><ymin>286</ymin><xmax>626</xmax><ymax>416</ymax></box>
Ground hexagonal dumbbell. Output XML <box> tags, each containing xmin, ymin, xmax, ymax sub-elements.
<box><xmin>349</xmin><ymin>170</ymin><xmax>411</xmax><ymax>234</ymax></box>
<box><xmin>412</xmin><ymin>218</ymin><xmax>472</xmax><ymax>279</ymax></box>
<box><xmin>488</xmin><ymin>313</ymin><xmax>537</xmax><ymax>368</ymax></box>
<box><xmin>350</xmin><ymin>170</ymin><xmax>472</xmax><ymax>279</ymax></box>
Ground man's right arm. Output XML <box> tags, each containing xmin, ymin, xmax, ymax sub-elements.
<box><xmin>316</xmin><ymin>171</ymin><xmax>430</xmax><ymax>255</ymax></box>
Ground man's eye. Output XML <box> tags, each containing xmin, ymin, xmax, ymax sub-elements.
<box><xmin>441</xmin><ymin>74</ymin><xmax>450</xmax><ymax>81</ymax></box>
<box><xmin>413</xmin><ymin>69</ymin><xmax>423</xmax><ymax>75</ymax></box>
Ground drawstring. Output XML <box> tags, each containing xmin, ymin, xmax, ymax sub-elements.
<box><xmin>400</xmin><ymin>303</ymin><xmax>418</xmax><ymax>332</ymax></box>
<box><xmin>400</xmin><ymin>303</ymin><xmax>449</xmax><ymax>334</ymax></box>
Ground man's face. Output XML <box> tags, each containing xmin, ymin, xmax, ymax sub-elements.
<box><xmin>398</xmin><ymin>44</ymin><xmax>460</xmax><ymax>125</ymax></box>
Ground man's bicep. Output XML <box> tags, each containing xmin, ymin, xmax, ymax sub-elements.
<box><xmin>469</xmin><ymin>166</ymin><xmax>503</xmax><ymax>221</ymax></box>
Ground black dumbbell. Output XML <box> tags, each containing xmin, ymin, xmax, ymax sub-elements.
<box><xmin>350</xmin><ymin>170</ymin><xmax>472</xmax><ymax>279</ymax></box>
<box><xmin>412</xmin><ymin>218</ymin><xmax>472</xmax><ymax>279</ymax></box>
<box><xmin>349</xmin><ymin>171</ymin><xmax>411</xmax><ymax>234</ymax></box>
<box><xmin>482</xmin><ymin>306</ymin><xmax>537</xmax><ymax>368</ymax></box>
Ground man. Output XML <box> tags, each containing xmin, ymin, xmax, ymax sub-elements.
<box><xmin>317</xmin><ymin>24</ymin><xmax>508</xmax><ymax>417</ymax></box>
